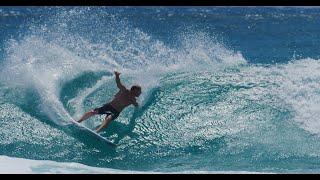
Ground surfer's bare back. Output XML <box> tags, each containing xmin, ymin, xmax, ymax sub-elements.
<box><xmin>78</xmin><ymin>71</ymin><xmax>141</xmax><ymax>133</ymax></box>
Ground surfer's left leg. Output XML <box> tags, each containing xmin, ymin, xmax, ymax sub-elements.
<box><xmin>96</xmin><ymin>115</ymin><xmax>113</xmax><ymax>133</ymax></box>
<box><xmin>78</xmin><ymin>110</ymin><xmax>97</xmax><ymax>123</ymax></box>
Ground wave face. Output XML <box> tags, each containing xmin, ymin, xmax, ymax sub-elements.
<box><xmin>1</xmin><ymin>7</ymin><xmax>320</xmax><ymax>173</ymax></box>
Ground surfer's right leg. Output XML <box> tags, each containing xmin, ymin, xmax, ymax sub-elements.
<box><xmin>95</xmin><ymin>115</ymin><xmax>113</xmax><ymax>133</ymax></box>
<box><xmin>77</xmin><ymin>110</ymin><xmax>98</xmax><ymax>123</ymax></box>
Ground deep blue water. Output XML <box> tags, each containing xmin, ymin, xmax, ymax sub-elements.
<box><xmin>1</xmin><ymin>6</ymin><xmax>320</xmax><ymax>173</ymax></box>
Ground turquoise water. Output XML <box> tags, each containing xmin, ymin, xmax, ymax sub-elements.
<box><xmin>1</xmin><ymin>7</ymin><xmax>320</xmax><ymax>173</ymax></box>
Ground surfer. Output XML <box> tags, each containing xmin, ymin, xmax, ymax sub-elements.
<box><xmin>77</xmin><ymin>71</ymin><xmax>141</xmax><ymax>133</ymax></box>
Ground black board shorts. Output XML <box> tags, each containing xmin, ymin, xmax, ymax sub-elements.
<box><xmin>93</xmin><ymin>103</ymin><xmax>120</xmax><ymax>120</ymax></box>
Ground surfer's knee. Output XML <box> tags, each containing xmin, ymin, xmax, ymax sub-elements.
<box><xmin>88</xmin><ymin>110</ymin><xmax>97</xmax><ymax>115</ymax></box>
<box><xmin>104</xmin><ymin>115</ymin><xmax>113</xmax><ymax>121</ymax></box>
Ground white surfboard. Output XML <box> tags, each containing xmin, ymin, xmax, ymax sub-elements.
<box><xmin>70</xmin><ymin>119</ymin><xmax>117</xmax><ymax>147</ymax></box>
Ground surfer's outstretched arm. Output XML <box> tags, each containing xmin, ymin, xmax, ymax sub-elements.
<box><xmin>114</xmin><ymin>71</ymin><xmax>126</xmax><ymax>91</ymax></box>
<box><xmin>96</xmin><ymin>115</ymin><xmax>113</xmax><ymax>133</ymax></box>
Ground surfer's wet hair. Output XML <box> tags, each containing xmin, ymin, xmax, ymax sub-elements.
<box><xmin>131</xmin><ymin>85</ymin><xmax>141</xmax><ymax>92</ymax></box>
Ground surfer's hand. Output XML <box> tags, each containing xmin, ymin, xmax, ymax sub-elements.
<box><xmin>114</xmin><ymin>71</ymin><xmax>121</xmax><ymax>76</ymax></box>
